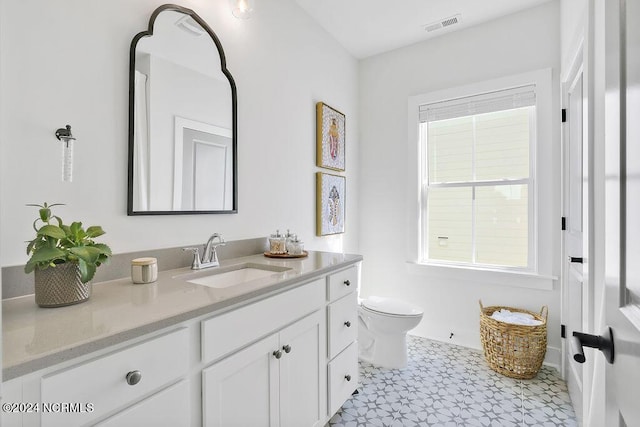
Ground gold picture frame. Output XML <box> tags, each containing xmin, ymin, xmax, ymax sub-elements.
<box><xmin>316</xmin><ymin>172</ymin><xmax>346</xmax><ymax>236</ymax></box>
<box><xmin>316</xmin><ymin>102</ymin><xmax>345</xmax><ymax>171</ymax></box>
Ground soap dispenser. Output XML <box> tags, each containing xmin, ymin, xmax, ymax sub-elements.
<box><xmin>287</xmin><ymin>235</ymin><xmax>304</xmax><ymax>256</ymax></box>
<box><xmin>284</xmin><ymin>229</ymin><xmax>295</xmax><ymax>249</ymax></box>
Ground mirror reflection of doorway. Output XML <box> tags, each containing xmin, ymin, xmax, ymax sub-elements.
<box><xmin>182</xmin><ymin>129</ymin><xmax>230</xmax><ymax>210</ymax></box>
<box><xmin>173</xmin><ymin>117</ymin><xmax>232</xmax><ymax>210</ymax></box>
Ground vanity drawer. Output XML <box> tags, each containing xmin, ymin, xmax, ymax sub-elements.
<box><xmin>327</xmin><ymin>266</ymin><xmax>358</xmax><ymax>302</ymax></box>
<box><xmin>327</xmin><ymin>292</ymin><xmax>358</xmax><ymax>359</ymax></box>
<box><xmin>95</xmin><ymin>380</ymin><xmax>190</xmax><ymax>427</ymax></box>
<box><xmin>41</xmin><ymin>328</ymin><xmax>189</xmax><ymax>427</ymax></box>
<box><xmin>328</xmin><ymin>341</ymin><xmax>358</xmax><ymax>415</ymax></box>
<box><xmin>202</xmin><ymin>278</ymin><xmax>325</xmax><ymax>364</ymax></box>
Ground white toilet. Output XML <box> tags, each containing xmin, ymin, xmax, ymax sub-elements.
<box><xmin>358</xmin><ymin>296</ymin><xmax>424</xmax><ymax>369</ymax></box>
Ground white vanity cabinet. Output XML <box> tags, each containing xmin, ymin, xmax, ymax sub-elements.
<box><xmin>325</xmin><ymin>266</ymin><xmax>359</xmax><ymax>415</ymax></box>
<box><xmin>201</xmin><ymin>278</ymin><xmax>327</xmax><ymax>427</ymax></box>
<box><xmin>2</xmin><ymin>257</ymin><xmax>362</xmax><ymax>427</ymax></box>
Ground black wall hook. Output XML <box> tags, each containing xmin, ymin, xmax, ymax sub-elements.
<box><xmin>571</xmin><ymin>327</ymin><xmax>615</xmax><ymax>364</ymax></box>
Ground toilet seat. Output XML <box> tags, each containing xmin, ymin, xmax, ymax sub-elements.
<box><xmin>361</xmin><ymin>296</ymin><xmax>423</xmax><ymax>317</ymax></box>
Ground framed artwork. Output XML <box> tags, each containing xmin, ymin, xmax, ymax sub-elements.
<box><xmin>316</xmin><ymin>102</ymin><xmax>345</xmax><ymax>171</ymax></box>
<box><xmin>316</xmin><ymin>172</ymin><xmax>346</xmax><ymax>236</ymax></box>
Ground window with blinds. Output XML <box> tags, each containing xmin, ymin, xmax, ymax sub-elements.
<box><xmin>419</xmin><ymin>85</ymin><xmax>536</xmax><ymax>269</ymax></box>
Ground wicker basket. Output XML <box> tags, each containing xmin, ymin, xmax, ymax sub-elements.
<box><xmin>479</xmin><ymin>300</ymin><xmax>548</xmax><ymax>379</ymax></box>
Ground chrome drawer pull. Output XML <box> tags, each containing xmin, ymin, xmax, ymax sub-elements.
<box><xmin>283</xmin><ymin>345</ymin><xmax>292</xmax><ymax>354</ymax></box>
<box><xmin>273</xmin><ymin>350</ymin><xmax>283</xmax><ymax>359</ymax></box>
<box><xmin>126</xmin><ymin>370</ymin><xmax>142</xmax><ymax>386</ymax></box>
<box><xmin>344</xmin><ymin>321</ymin><xmax>351</xmax><ymax>327</ymax></box>
<box><xmin>344</xmin><ymin>374</ymin><xmax>352</xmax><ymax>382</ymax></box>
<box><xmin>344</xmin><ymin>280</ymin><xmax>351</xmax><ymax>286</ymax></box>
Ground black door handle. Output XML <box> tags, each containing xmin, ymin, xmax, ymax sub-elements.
<box><xmin>569</xmin><ymin>256</ymin><xmax>583</xmax><ymax>264</ymax></box>
<box><xmin>570</xmin><ymin>327</ymin><xmax>614</xmax><ymax>364</ymax></box>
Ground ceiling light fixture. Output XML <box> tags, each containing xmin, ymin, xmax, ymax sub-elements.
<box><xmin>229</xmin><ymin>0</ymin><xmax>255</xmax><ymax>19</ymax></box>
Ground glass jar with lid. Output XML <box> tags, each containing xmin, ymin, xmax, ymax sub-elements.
<box><xmin>269</xmin><ymin>230</ymin><xmax>286</xmax><ymax>254</ymax></box>
<box><xmin>287</xmin><ymin>235</ymin><xmax>304</xmax><ymax>255</ymax></box>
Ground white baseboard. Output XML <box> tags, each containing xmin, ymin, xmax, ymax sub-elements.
<box><xmin>543</xmin><ymin>345</ymin><xmax>562</xmax><ymax>373</ymax></box>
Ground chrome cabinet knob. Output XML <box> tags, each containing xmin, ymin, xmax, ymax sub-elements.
<box><xmin>126</xmin><ymin>370</ymin><xmax>142</xmax><ymax>386</ymax></box>
<box><xmin>283</xmin><ymin>345</ymin><xmax>292</xmax><ymax>354</ymax></box>
<box><xmin>273</xmin><ymin>350</ymin><xmax>283</xmax><ymax>359</ymax></box>
<box><xmin>344</xmin><ymin>374</ymin><xmax>352</xmax><ymax>382</ymax></box>
<box><xmin>344</xmin><ymin>321</ymin><xmax>351</xmax><ymax>327</ymax></box>
<box><xmin>344</xmin><ymin>280</ymin><xmax>351</xmax><ymax>286</ymax></box>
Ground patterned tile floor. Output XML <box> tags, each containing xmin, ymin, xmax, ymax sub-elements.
<box><xmin>327</xmin><ymin>335</ymin><xmax>577</xmax><ymax>427</ymax></box>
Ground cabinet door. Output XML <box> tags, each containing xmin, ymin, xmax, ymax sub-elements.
<box><xmin>203</xmin><ymin>334</ymin><xmax>280</xmax><ymax>427</ymax></box>
<box><xmin>95</xmin><ymin>380</ymin><xmax>189</xmax><ymax>427</ymax></box>
<box><xmin>279</xmin><ymin>311</ymin><xmax>325</xmax><ymax>427</ymax></box>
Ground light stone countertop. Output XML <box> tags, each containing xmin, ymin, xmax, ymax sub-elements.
<box><xmin>2</xmin><ymin>251</ymin><xmax>362</xmax><ymax>381</ymax></box>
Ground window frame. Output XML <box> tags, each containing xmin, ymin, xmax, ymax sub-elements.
<box><xmin>421</xmin><ymin>105</ymin><xmax>537</xmax><ymax>271</ymax></box>
<box><xmin>406</xmin><ymin>69</ymin><xmax>555</xmax><ymax>288</ymax></box>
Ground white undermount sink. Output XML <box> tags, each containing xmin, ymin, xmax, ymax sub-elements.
<box><xmin>183</xmin><ymin>264</ymin><xmax>292</xmax><ymax>289</ymax></box>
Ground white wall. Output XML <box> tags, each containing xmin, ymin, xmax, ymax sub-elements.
<box><xmin>358</xmin><ymin>1</ymin><xmax>562</xmax><ymax>361</ymax></box>
<box><xmin>0</xmin><ymin>0</ymin><xmax>359</xmax><ymax>266</ymax></box>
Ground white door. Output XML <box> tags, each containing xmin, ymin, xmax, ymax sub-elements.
<box><xmin>279</xmin><ymin>311</ymin><xmax>325</xmax><ymax>427</ymax></box>
<box><xmin>603</xmin><ymin>0</ymin><xmax>640</xmax><ymax>425</ymax></box>
<box><xmin>202</xmin><ymin>334</ymin><xmax>280</xmax><ymax>427</ymax></box>
<box><xmin>563</xmin><ymin>51</ymin><xmax>591</xmax><ymax>424</ymax></box>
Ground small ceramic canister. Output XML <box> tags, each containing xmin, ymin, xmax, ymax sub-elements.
<box><xmin>131</xmin><ymin>257</ymin><xmax>158</xmax><ymax>284</ymax></box>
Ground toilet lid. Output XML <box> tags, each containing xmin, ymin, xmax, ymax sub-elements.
<box><xmin>361</xmin><ymin>296</ymin><xmax>423</xmax><ymax>316</ymax></box>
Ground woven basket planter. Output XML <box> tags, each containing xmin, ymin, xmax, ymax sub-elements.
<box><xmin>34</xmin><ymin>263</ymin><xmax>91</xmax><ymax>308</ymax></box>
<box><xmin>479</xmin><ymin>300</ymin><xmax>548</xmax><ymax>379</ymax></box>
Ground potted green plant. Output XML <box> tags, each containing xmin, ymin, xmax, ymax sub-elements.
<box><xmin>25</xmin><ymin>202</ymin><xmax>112</xmax><ymax>307</ymax></box>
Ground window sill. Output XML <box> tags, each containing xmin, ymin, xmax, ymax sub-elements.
<box><xmin>406</xmin><ymin>262</ymin><xmax>557</xmax><ymax>291</ymax></box>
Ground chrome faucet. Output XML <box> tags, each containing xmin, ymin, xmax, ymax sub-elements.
<box><xmin>183</xmin><ymin>233</ymin><xmax>226</xmax><ymax>270</ymax></box>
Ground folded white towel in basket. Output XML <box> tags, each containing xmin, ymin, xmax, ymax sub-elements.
<box><xmin>490</xmin><ymin>308</ymin><xmax>543</xmax><ymax>326</ymax></box>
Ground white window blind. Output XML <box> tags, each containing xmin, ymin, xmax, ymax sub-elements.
<box><xmin>419</xmin><ymin>85</ymin><xmax>536</xmax><ymax>123</ymax></box>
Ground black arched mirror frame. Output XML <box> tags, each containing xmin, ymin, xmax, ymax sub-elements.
<box><xmin>127</xmin><ymin>4</ymin><xmax>238</xmax><ymax>215</ymax></box>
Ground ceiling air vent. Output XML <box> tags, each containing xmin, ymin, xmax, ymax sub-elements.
<box><xmin>175</xmin><ymin>15</ymin><xmax>204</xmax><ymax>37</ymax></box>
<box><xmin>424</xmin><ymin>14</ymin><xmax>462</xmax><ymax>33</ymax></box>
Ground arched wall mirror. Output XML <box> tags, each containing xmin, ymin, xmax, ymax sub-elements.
<box><xmin>128</xmin><ymin>4</ymin><xmax>237</xmax><ymax>215</ymax></box>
